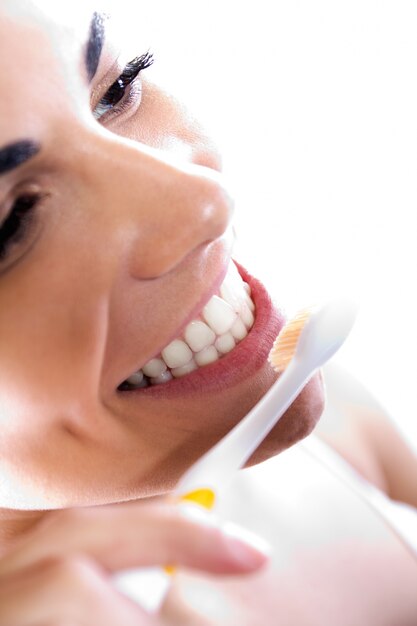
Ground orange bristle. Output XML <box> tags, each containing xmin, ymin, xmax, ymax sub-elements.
<box><xmin>268</xmin><ymin>308</ymin><xmax>313</xmax><ymax>372</ymax></box>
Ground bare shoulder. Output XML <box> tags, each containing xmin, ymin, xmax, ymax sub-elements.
<box><xmin>316</xmin><ymin>362</ymin><xmax>417</xmax><ymax>508</ymax></box>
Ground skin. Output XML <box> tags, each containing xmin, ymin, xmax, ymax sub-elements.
<box><xmin>0</xmin><ymin>0</ymin><xmax>325</xmax><ymax>519</ymax></box>
<box><xmin>0</xmin><ymin>3</ymin><xmax>415</xmax><ymax>624</ymax></box>
<box><xmin>316</xmin><ymin>362</ymin><xmax>417</xmax><ymax>509</ymax></box>
<box><xmin>0</xmin><ymin>2</ymin><xmax>320</xmax><ymax>621</ymax></box>
<box><xmin>0</xmin><ymin>0</ymin><xmax>324</xmax><ymax>526</ymax></box>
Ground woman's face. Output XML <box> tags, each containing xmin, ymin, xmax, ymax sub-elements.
<box><xmin>0</xmin><ymin>0</ymin><xmax>324</xmax><ymax>509</ymax></box>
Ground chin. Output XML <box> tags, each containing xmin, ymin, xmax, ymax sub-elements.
<box><xmin>131</xmin><ymin>367</ymin><xmax>326</xmax><ymax>498</ymax></box>
<box><xmin>246</xmin><ymin>369</ymin><xmax>326</xmax><ymax>467</ymax></box>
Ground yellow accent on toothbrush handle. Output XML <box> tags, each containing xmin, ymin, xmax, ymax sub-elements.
<box><xmin>181</xmin><ymin>487</ymin><xmax>216</xmax><ymax>509</ymax></box>
<box><xmin>164</xmin><ymin>488</ymin><xmax>216</xmax><ymax>575</ymax></box>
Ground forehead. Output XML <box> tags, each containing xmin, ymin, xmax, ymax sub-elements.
<box><xmin>0</xmin><ymin>0</ymin><xmax>96</xmax><ymax>28</ymax></box>
<box><xmin>0</xmin><ymin>0</ymin><xmax>149</xmax><ymax>47</ymax></box>
<box><xmin>0</xmin><ymin>0</ymin><xmax>96</xmax><ymax>65</ymax></box>
<box><xmin>0</xmin><ymin>1</ymin><xmax>102</xmax><ymax>142</ymax></box>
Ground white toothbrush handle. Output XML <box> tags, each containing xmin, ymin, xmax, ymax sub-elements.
<box><xmin>113</xmin><ymin>299</ymin><xmax>357</xmax><ymax>612</ymax></box>
<box><xmin>175</xmin><ymin>357</ymin><xmax>314</xmax><ymax>495</ymax></box>
<box><xmin>112</xmin><ymin>359</ymin><xmax>314</xmax><ymax>614</ymax></box>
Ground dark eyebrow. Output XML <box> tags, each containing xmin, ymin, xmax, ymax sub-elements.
<box><xmin>0</xmin><ymin>140</ymin><xmax>41</xmax><ymax>177</ymax></box>
<box><xmin>0</xmin><ymin>16</ymin><xmax>105</xmax><ymax>179</ymax></box>
<box><xmin>85</xmin><ymin>11</ymin><xmax>107</xmax><ymax>82</ymax></box>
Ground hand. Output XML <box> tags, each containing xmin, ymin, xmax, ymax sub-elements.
<box><xmin>0</xmin><ymin>500</ymin><xmax>268</xmax><ymax>625</ymax></box>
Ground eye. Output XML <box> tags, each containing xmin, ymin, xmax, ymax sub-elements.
<box><xmin>0</xmin><ymin>192</ymin><xmax>44</xmax><ymax>265</ymax></box>
<box><xmin>93</xmin><ymin>51</ymin><xmax>154</xmax><ymax>122</ymax></box>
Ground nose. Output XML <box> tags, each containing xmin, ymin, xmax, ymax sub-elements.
<box><xmin>73</xmin><ymin>128</ymin><xmax>234</xmax><ymax>279</ymax></box>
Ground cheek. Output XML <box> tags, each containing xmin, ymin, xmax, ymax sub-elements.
<box><xmin>0</xmin><ymin>223</ymin><xmax>112</xmax><ymax>407</ymax></box>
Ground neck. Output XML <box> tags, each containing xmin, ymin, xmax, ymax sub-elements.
<box><xmin>0</xmin><ymin>508</ymin><xmax>48</xmax><ymax>553</ymax></box>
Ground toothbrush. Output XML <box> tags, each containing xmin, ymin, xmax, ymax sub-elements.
<box><xmin>170</xmin><ymin>298</ymin><xmax>357</xmax><ymax>508</ymax></box>
<box><xmin>114</xmin><ymin>297</ymin><xmax>357</xmax><ymax>611</ymax></box>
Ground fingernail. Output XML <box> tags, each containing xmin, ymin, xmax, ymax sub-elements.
<box><xmin>177</xmin><ymin>503</ymin><xmax>271</xmax><ymax>569</ymax></box>
<box><xmin>222</xmin><ymin>521</ymin><xmax>271</xmax><ymax>569</ymax></box>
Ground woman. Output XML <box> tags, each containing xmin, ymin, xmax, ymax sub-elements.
<box><xmin>0</xmin><ymin>1</ymin><xmax>415</xmax><ymax>624</ymax></box>
<box><xmin>0</xmin><ymin>0</ymin><xmax>323</xmax><ymax>617</ymax></box>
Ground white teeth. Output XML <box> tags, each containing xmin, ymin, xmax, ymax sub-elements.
<box><xmin>220</xmin><ymin>277</ymin><xmax>241</xmax><ymax>313</ymax></box>
<box><xmin>194</xmin><ymin>345</ymin><xmax>219</xmax><ymax>366</ymax></box>
<box><xmin>226</xmin><ymin>261</ymin><xmax>242</xmax><ymax>285</ymax></box>
<box><xmin>125</xmin><ymin>371</ymin><xmax>144</xmax><ymax>386</ymax></box>
<box><xmin>220</xmin><ymin>268</ymin><xmax>251</xmax><ymax>316</ymax></box>
<box><xmin>142</xmin><ymin>358</ymin><xmax>167</xmax><ymax>378</ymax></box>
<box><xmin>231</xmin><ymin>317</ymin><xmax>248</xmax><ymax>341</ymax></box>
<box><xmin>171</xmin><ymin>360</ymin><xmax>198</xmax><ymax>378</ymax></box>
<box><xmin>215</xmin><ymin>332</ymin><xmax>235</xmax><ymax>354</ymax></box>
<box><xmin>243</xmin><ymin>290</ymin><xmax>255</xmax><ymax>312</ymax></box>
<box><xmin>123</xmin><ymin>262</ymin><xmax>256</xmax><ymax>389</ymax></box>
<box><xmin>184</xmin><ymin>320</ymin><xmax>216</xmax><ymax>352</ymax></box>
<box><xmin>241</xmin><ymin>303</ymin><xmax>255</xmax><ymax>329</ymax></box>
<box><xmin>203</xmin><ymin>295</ymin><xmax>237</xmax><ymax>335</ymax></box>
<box><xmin>220</xmin><ymin>278</ymin><xmax>242</xmax><ymax>313</ymax></box>
<box><xmin>151</xmin><ymin>371</ymin><xmax>173</xmax><ymax>385</ymax></box>
<box><xmin>162</xmin><ymin>339</ymin><xmax>193</xmax><ymax>369</ymax></box>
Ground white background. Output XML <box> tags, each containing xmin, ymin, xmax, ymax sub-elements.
<box><xmin>124</xmin><ymin>1</ymin><xmax>417</xmax><ymax>449</ymax></box>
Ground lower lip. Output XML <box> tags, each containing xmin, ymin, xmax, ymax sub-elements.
<box><xmin>122</xmin><ymin>263</ymin><xmax>286</xmax><ymax>399</ymax></box>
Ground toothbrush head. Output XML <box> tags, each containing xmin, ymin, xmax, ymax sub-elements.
<box><xmin>268</xmin><ymin>299</ymin><xmax>358</xmax><ymax>373</ymax></box>
<box><xmin>268</xmin><ymin>307</ymin><xmax>313</xmax><ymax>372</ymax></box>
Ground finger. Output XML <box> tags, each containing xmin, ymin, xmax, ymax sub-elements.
<box><xmin>0</xmin><ymin>501</ymin><xmax>269</xmax><ymax>578</ymax></box>
<box><xmin>0</xmin><ymin>555</ymin><xmax>157</xmax><ymax>626</ymax></box>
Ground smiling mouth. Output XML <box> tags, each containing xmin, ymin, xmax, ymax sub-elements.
<box><xmin>119</xmin><ymin>261</ymin><xmax>255</xmax><ymax>390</ymax></box>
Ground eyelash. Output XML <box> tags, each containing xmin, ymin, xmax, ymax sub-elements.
<box><xmin>0</xmin><ymin>193</ymin><xmax>43</xmax><ymax>262</ymax></box>
<box><xmin>0</xmin><ymin>53</ymin><xmax>154</xmax><ymax>264</ymax></box>
<box><xmin>94</xmin><ymin>51</ymin><xmax>154</xmax><ymax>121</ymax></box>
